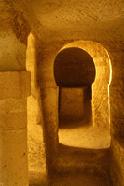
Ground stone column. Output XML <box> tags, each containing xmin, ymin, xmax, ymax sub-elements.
<box><xmin>40</xmin><ymin>86</ymin><xmax>59</xmax><ymax>171</ymax></box>
<box><xmin>0</xmin><ymin>71</ymin><xmax>30</xmax><ymax>186</ymax></box>
<box><xmin>37</xmin><ymin>44</ymin><xmax>61</xmax><ymax>173</ymax></box>
<box><xmin>109</xmin><ymin>50</ymin><xmax>124</xmax><ymax>138</ymax></box>
<box><xmin>109</xmin><ymin>49</ymin><xmax>124</xmax><ymax>186</ymax></box>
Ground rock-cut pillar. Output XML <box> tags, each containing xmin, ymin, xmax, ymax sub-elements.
<box><xmin>109</xmin><ymin>50</ymin><xmax>124</xmax><ymax>186</ymax></box>
<box><xmin>38</xmin><ymin>44</ymin><xmax>60</xmax><ymax>173</ymax></box>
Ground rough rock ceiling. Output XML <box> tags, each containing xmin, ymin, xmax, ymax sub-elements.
<box><xmin>2</xmin><ymin>0</ymin><xmax>124</xmax><ymax>43</ymax></box>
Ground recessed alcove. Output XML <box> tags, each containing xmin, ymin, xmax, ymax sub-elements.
<box><xmin>54</xmin><ymin>47</ymin><xmax>95</xmax><ymax>128</ymax></box>
<box><xmin>54</xmin><ymin>41</ymin><xmax>111</xmax><ymax>149</ymax></box>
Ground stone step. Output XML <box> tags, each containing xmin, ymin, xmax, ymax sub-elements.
<box><xmin>54</xmin><ymin>143</ymin><xmax>110</xmax><ymax>176</ymax></box>
<box><xmin>49</xmin><ymin>172</ymin><xmax>111</xmax><ymax>186</ymax></box>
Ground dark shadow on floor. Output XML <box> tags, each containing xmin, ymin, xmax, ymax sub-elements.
<box><xmin>59</xmin><ymin>117</ymin><xmax>92</xmax><ymax>129</ymax></box>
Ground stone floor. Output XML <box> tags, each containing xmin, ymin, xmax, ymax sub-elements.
<box><xmin>28</xmin><ymin>96</ymin><xmax>112</xmax><ymax>186</ymax></box>
<box><xmin>29</xmin><ymin>142</ymin><xmax>111</xmax><ymax>186</ymax></box>
<box><xmin>59</xmin><ymin>120</ymin><xmax>111</xmax><ymax>149</ymax></box>
<box><xmin>49</xmin><ymin>172</ymin><xmax>111</xmax><ymax>186</ymax></box>
<box><xmin>30</xmin><ymin>171</ymin><xmax>111</xmax><ymax>186</ymax></box>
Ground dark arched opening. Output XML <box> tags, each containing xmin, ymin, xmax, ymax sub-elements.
<box><xmin>54</xmin><ymin>47</ymin><xmax>96</xmax><ymax>128</ymax></box>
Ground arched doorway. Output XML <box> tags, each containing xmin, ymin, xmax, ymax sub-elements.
<box><xmin>54</xmin><ymin>41</ymin><xmax>111</xmax><ymax>149</ymax></box>
<box><xmin>54</xmin><ymin>47</ymin><xmax>96</xmax><ymax>128</ymax></box>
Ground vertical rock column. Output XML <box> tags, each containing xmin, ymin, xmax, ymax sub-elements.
<box><xmin>109</xmin><ymin>49</ymin><xmax>124</xmax><ymax>186</ymax></box>
<box><xmin>0</xmin><ymin>71</ymin><xmax>30</xmax><ymax>186</ymax></box>
<box><xmin>40</xmin><ymin>86</ymin><xmax>59</xmax><ymax>172</ymax></box>
<box><xmin>38</xmin><ymin>45</ymin><xmax>60</xmax><ymax>173</ymax></box>
<box><xmin>109</xmin><ymin>50</ymin><xmax>124</xmax><ymax>138</ymax></box>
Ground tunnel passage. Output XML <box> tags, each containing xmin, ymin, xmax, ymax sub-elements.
<box><xmin>54</xmin><ymin>47</ymin><xmax>96</xmax><ymax>128</ymax></box>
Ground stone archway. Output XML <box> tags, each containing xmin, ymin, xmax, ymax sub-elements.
<box><xmin>53</xmin><ymin>41</ymin><xmax>112</xmax><ymax>149</ymax></box>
